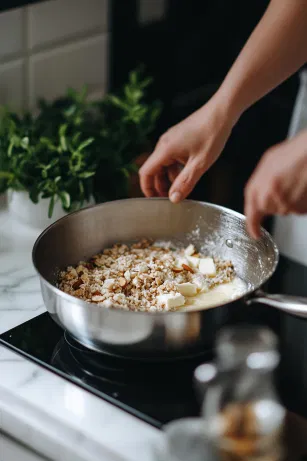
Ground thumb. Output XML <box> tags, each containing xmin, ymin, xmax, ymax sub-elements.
<box><xmin>169</xmin><ymin>158</ymin><xmax>205</xmax><ymax>203</ymax></box>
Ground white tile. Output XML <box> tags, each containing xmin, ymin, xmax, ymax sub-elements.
<box><xmin>29</xmin><ymin>34</ymin><xmax>108</xmax><ymax>107</ymax></box>
<box><xmin>0</xmin><ymin>8</ymin><xmax>25</xmax><ymax>60</ymax></box>
<box><xmin>0</xmin><ymin>60</ymin><xmax>25</xmax><ymax>112</ymax></box>
<box><xmin>28</xmin><ymin>0</ymin><xmax>109</xmax><ymax>50</ymax></box>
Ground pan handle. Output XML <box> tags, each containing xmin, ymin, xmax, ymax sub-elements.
<box><xmin>246</xmin><ymin>290</ymin><xmax>307</xmax><ymax>318</ymax></box>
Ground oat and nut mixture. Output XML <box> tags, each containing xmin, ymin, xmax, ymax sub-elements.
<box><xmin>58</xmin><ymin>239</ymin><xmax>235</xmax><ymax>312</ymax></box>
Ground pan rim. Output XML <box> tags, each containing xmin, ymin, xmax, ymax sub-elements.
<box><xmin>32</xmin><ymin>198</ymin><xmax>280</xmax><ymax>316</ymax></box>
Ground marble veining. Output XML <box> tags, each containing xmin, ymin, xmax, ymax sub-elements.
<box><xmin>0</xmin><ymin>205</ymin><xmax>164</xmax><ymax>461</ymax></box>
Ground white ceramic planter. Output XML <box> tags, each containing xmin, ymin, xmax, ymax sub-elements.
<box><xmin>8</xmin><ymin>190</ymin><xmax>95</xmax><ymax>230</ymax></box>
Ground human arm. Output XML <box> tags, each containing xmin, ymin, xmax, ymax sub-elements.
<box><xmin>139</xmin><ymin>0</ymin><xmax>307</xmax><ymax>202</ymax></box>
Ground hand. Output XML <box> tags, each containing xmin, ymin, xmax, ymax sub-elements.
<box><xmin>245</xmin><ymin>129</ymin><xmax>307</xmax><ymax>239</ymax></box>
<box><xmin>139</xmin><ymin>95</ymin><xmax>237</xmax><ymax>202</ymax></box>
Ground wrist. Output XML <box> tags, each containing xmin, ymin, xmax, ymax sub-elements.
<box><xmin>212</xmin><ymin>84</ymin><xmax>245</xmax><ymax>127</ymax></box>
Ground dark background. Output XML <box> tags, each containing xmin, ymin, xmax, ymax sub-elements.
<box><xmin>1</xmin><ymin>0</ymin><xmax>300</xmax><ymax>225</ymax></box>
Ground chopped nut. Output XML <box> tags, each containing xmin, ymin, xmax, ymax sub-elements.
<box><xmin>138</xmin><ymin>263</ymin><xmax>149</xmax><ymax>273</ymax></box>
<box><xmin>104</xmin><ymin>278</ymin><xmax>115</xmax><ymax>290</ymax></box>
<box><xmin>85</xmin><ymin>263</ymin><xmax>95</xmax><ymax>270</ymax></box>
<box><xmin>92</xmin><ymin>295</ymin><xmax>104</xmax><ymax>302</ymax></box>
<box><xmin>58</xmin><ymin>240</ymin><xmax>235</xmax><ymax>312</ymax></box>
<box><xmin>65</xmin><ymin>268</ymin><xmax>78</xmax><ymax>280</ymax></box>
<box><xmin>81</xmin><ymin>273</ymin><xmax>89</xmax><ymax>283</ymax></box>
<box><xmin>182</xmin><ymin>264</ymin><xmax>194</xmax><ymax>273</ymax></box>
<box><xmin>118</xmin><ymin>277</ymin><xmax>127</xmax><ymax>287</ymax></box>
<box><xmin>72</xmin><ymin>279</ymin><xmax>83</xmax><ymax>290</ymax></box>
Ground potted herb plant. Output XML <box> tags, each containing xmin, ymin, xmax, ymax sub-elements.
<box><xmin>0</xmin><ymin>69</ymin><xmax>161</xmax><ymax>229</ymax></box>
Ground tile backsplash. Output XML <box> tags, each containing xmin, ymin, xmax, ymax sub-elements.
<box><xmin>0</xmin><ymin>0</ymin><xmax>109</xmax><ymax>112</ymax></box>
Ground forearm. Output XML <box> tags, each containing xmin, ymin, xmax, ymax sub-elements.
<box><xmin>216</xmin><ymin>0</ymin><xmax>307</xmax><ymax>121</ymax></box>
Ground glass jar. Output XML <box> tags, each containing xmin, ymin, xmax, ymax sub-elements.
<box><xmin>195</xmin><ymin>326</ymin><xmax>285</xmax><ymax>461</ymax></box>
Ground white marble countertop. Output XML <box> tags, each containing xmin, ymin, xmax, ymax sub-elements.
<box><xmin>0</xmin><ymin>199</ymin><xmax>164</xmax><ymax>461</ymax></box>
<box><xmin>0</xmin><ymin>431</ymin><xmax>48</xmax><ymax>461</ymax></box>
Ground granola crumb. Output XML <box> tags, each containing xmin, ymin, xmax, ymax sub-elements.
<box><xmin>58</xmin><ymin>240</ymin><xmax>235</xmax><ymax>312</ymax></box>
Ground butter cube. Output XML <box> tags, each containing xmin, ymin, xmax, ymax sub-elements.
<box><xmin>175</xmin><ymin>257</ymin><xmax>189</xmax><ymax>269</ymax></box>
<box><xmin>199</xmin><ymin>258</ymin><xmax>216</xmax><ymax>276</ymax></box>
<box><xmin>184</xmin><ymin>244</ymin><xmax>195</xmax><ymax>256</ymax></box>
<box><xmin>177</xmin><ymin>282</ymin><xmax>197</xmax><ymax>297</ymax></box>
<box><xmin>187</xmin><ymin>255</ymin><xmax>200</xmax><ymax>269</ymax></box>
<box><xmin>157</xmin><ymin>293</ymin><xmax>185</xmax><ymax>310</ymax></box>
<box><xmin>193</xmin><ymin>276</ymin><xmax>209</xmax><ymax>293</ymax></box>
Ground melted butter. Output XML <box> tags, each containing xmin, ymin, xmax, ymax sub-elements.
<box><xmin>182</xmin><ymin>277</ymin><xmax>247</xmax><ymax>312</ymax></box>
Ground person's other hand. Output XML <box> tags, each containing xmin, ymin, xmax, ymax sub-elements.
<box><xmin>139</xmin><ymin>95</ymin><xmax>237</xmax><ymax>203</ymax></box>
<box><xmin>245</xmin><ymin>129</ymin><xmax>307</xmax><ymax>239</ymax></box>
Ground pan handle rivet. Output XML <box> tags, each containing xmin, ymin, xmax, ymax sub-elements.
<box><xmin>226</xmin><ymin>239</ymin><xmax>233</xmax><ymax>248</ymax></box>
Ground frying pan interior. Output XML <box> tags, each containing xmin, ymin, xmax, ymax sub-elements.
<box><xmin>33</xmin><ymin>198</ymin><xmax>278</xmax><ymax>298</ymax></box>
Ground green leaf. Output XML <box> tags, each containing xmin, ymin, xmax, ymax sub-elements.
<box><xmin>64</xmin><ymin>105</ymin><xmax>77</xmax><ymax>118</ymax></box>
<box><xmin>59</xmin><ymin>191</ymin><xmax>71</xmax><ymax>209</ymax></box>
<box><xmin>130</xmin><ymin>70</ymin><xmax>137</xmax><ymax>85</ymax></box>
<box><xmin>7</xmin><ymin>135</ymin><xmax>20</xmax><ymax>157</ymax></box>
<box><xmin>49</xmin><ymin>158</ymin><xmax>59</xmax><ymax>168</ymax></box>
<box><xmin>107</xmin><ymin>95</ymin><xmax>129</xmax><ymax>110</ymax></box>
<box><xmin>20</xmin><ymin>137</ymin><xmax>29</xmax><ymax>149</ymax></box>
<box><xmin>78</xmin><ymin>171</ymin><xmax>95</xmax><ymax>179</ymax></box>
<box><xmin>79</xmin><ymin>85</ymin><xmax>88</xmax><ymax>102</ymax></box>
<box><xmin>29</xmin><ymin>188</ymin><xmax>39</xmax><ymax>204</ymax></box>
<box><xmin>59</xmin><ymin>124</ymin><xmax>68</xmax><ymax>151</ymax></box>
<box><xmin>48</xmin><ymin>195</ymin><xmax>55</xmax><ymax>218</ymax></box>
<box><xmin>140</xmin><ymin>76</ymin><xmax>153</xmax><ymax>89</ymax></box>
<box><xmin>77</xmin><ymin>138</ymin><xmax>94</xmax><ymax>152</ymax></box>
<box><xmin>72</xmin><ymin>132</ymin><xmax>81</xmax><ymax>144</ymax></box>
<box><xmin>40</xmin><ymin>137</ymin><xmax>58</xmax><ymax>151</ymax></box>
<box><xmin>0</xmin><ymin>171</ymin><xmax>13</xmax><ymax>179</ymax></box>
<box><xmin>79</xmin><ymin>180</ymin><xmax>84</xmax><ymax>196</ymax></box>
<box><xmin>121</xmin><ymin>168</ymin><xmax>130</xmax><ymax>179</ymax></box>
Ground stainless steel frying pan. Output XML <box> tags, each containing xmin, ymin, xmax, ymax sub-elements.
<box><xmin>32</xmin><ymin>199</ymin><xmax>307</xmax><ymax>359</ymax></box>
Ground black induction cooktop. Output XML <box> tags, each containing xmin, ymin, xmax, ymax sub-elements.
<box><xmin>0</xmin><ymin>312</ymin><xmax>214</xmax><ymax>428</ymax></box>
<box><xmin>2</xmin><ymin>256</ymin><xmax>307</xmax><ymax>429</ymax></box>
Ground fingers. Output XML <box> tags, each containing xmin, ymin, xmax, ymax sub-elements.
<box><xmin>154</xmin><ymin>169</ymin><xmax>169</xmax><ymax>197</ymax></box>
<box><xmin>169</xmin><ymin>158</ymin><xmax>205</xmax><ymax>203</ymax></box>
<box><xmin>139</xmin><ymin>159</ymin><xmax>160</xmax><ymax>197</ymax></box>
<box><xmin>167</xmin><ymin>163</ymin><xmax>182</xmax><ymax>184</ymax></box>
<box><xmin>244</xmin><ymin>168</ymin><xmax>286</xmax><ymax>239</ymax></box>
<box><xmin>139</xmin><ymin>134</ymin><xmax>172</xmax><ymax>197</ymax></box>
<box><xmin>244</xmin><ymin>192</ymin><xmax>265</xmax><ymax>240</ymax></box>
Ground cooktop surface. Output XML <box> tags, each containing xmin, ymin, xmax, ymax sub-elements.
<box><xmin>1</xmin><ymin>256</ymin><xmax>307</xmax><ymax>428</ymax></box>
<box><xmin>0</xmin><ymin>312</ymin><xmax>214</xmax><ymax>428</ymax></box>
